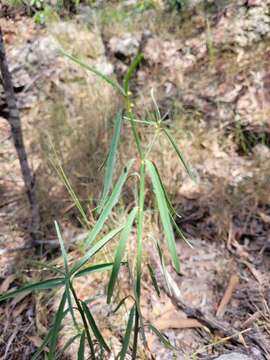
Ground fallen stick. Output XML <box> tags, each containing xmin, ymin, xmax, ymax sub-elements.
<box><xmin>0</xmin><ymin>27</ymin><xmax>40</xmax><ymax>245</ymax></box>
<box><xmin>216</xmin><ymin>273</ymin><xmax>239</xmax><ymax>318</ymax></box>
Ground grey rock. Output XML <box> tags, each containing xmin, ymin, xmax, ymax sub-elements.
<box><xmin>109</xmin><ymin>33</ymin><xmax>141</xmax><ymax>58</ymax></box>
<box><xmin>215</xmin><ymin>352</ymin><xmax>253</xmax><ymax>360</ymax></box>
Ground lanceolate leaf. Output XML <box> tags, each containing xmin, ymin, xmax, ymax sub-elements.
<box><xmin>31</xmin><ymin>308</ymin><xmax>70</xmax><ymax>360</ymax></box>
<box><xmin>84</xmin><ymin>159</ymin><xmax>135</xmax><ymax>248</ymax></box>
<box><xmin>61</xmin><ymin>50</ymin><xmax>126</xmax><ymax>96</ymax></box>
<box><xmin>71</xmin><ymin>226</ymin><xmax>124</xmax><ymax>275</ymax></box>
<box><xmin>78</xmin><ymin>331</ymin><xmax>85</xmax><ymax>360</ymax></box>
<box><xmin>123</xmin><ymin>53</ymin><xmax>143</xmax><ymax>94</ymax></box>
<box><xmin>150</xmin><ymin>161</ymin><xmax>180</xmax><ymax>219</ymax></box>
<box><xmin>0</xmin><ymin>263</ymin><xmax>115</xmax><ymax>302</ymax></box>
<box><xmin>147</xmin><ymin>264</ymin><xmax>160</xmax><ymax>297</ymax></box>
<box><xmin>99</xmin><ymin>111</ymin><xmax>123</xmax><ymax>212</ymax></box>
<box><xmin>56</xmin><ymin>334</ymin><xmax>81</xmax><ymax>359</ymax></box>
<box><xmin>107</xmin><ymin>207</ymin><xmax>137</xmax><ymax>304</ymax></box>
<box><xmin>146</xmin><ymin>160</ymin><xmax>180</xmax><ymax>273</ymax></box>
<box><xmin>81</xmin><ymin>301</ymin><xmax>110</xmax><ymax>352</ymax></box>
<box><xmin>118</xmin><ymin>305</ymin><xmax>135</xmax><ymax>360</ymax></box>
<box><xmin>0</xmin><ymin>278</ymin><xmax>65</xmax><ymax>302</ymax></box>
<box><xmin>48</xmin><ymin>291</ymin><xmax>67</xmax><ymax>360</ymax></box>
<box><xmin>149</xmin><ymin>324</ymin><xmax>176</xmax><ymax>351</ymax></box>
<box><xmin>163</xmin><ymin>128</ymin><xmax>195</xmax><ymax>181</ymax></box>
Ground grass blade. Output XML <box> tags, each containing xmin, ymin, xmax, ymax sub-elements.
<box><xmin>31</xmin><ymin>308</ymin><xmax>69</xmax><ymax>360</ymax></box>
<box><xmin>56</xmin><ymin>334</ymin><xmax>81</xmax><ymax>359</ymax></box>
<box><xmin>118</xmin><ymin>305</ymin><xmax>135</xmax><ymax>360</ymax></box>
<box><xmin>99</xmin><ymin>111</ymin><xmax>123</xmax><ymax>212</ymax></box>
<box><xmin>123</xmin><ymin>53</ymin><xmax>143</xmax><ymax>94</ymax></box>
<box><xmin>71</xmin><ymin>226</ymin><xmax>124</xmax><ymax>275</ymax></box>
<box><xmin>61</xmin><ymin>50</ymin><xmax>126</xmax><ymax>96</ymax></box>
<box><xmin>84</xmin><ymin>159</ymin><xmax>135</xmax><ymax>247</ymax></box>
<box><xmin>55</xmin><ymin>221</ymin><xmax>79</xmax><ymax>329</ymax></box>
<box><xmin>0</xmin><ymin>278</ymin><xmax>65</xmax><ymax>302</ymax></box>
<box><xmin>81</xmin><ymin>301</ymin><xmax>110</xmax><ymax>352</ymax></box>
<box><xmin>155</xmin><ymin>241</ymin><xmax>172</xmax><ymax>295</ymax></box>
<box><xmin>48</xmin><ymin>291</ymin><xmax>67</xmax><ymax>360</ymax></box>
<box><xmin>150</xmin><ymin>88</ymin><xmax>161</xmax><ymax>122</ymax></box>
<box><xmin>169</xmin><ymin>212</ymin><xmax>193</xmax><ymax>248</ymax></box>
<box><xmin>113</xmin><ymin>295</ymin><xmax>132</xmax><ymax>314</ymax></box>
<box><xmin>149</xmin><ymin>324</ymin><xmax>176</xmax><ymax>350</ymax></box>
<box><xmin>55</xmin><ymin>221</ymin><xmax>68</xmax><ymax>273</ymax></box>
<box><xmin>107</xmin><ymin>207</ymin><xmax>137</xmax><ymax>304</ymax></box>
<box><xmin>163</xmin><ymin>128</ymin><xmax>195</xmax><ymax>181</ymax></box>
<box><xmin>147</xmin><ymin>264</ymin><xmax>160</xmax><ymax>297</ymax></box>
<box><xmin>0</xmin><ymin>264</ymin><xmax>117</xmax><ymax>303</ymax></box>
<box><xmin>50</xmin><ymin>151</ymin><xmax>89</xmax><ymax>228</ymax></box>
<box><xmin>150</xmin><ymin>161</ymin><xmax>180</xmax><ymax>219</ymax></box>
<box><xmin>78</xmin><ymin>331</ymin><xmax>85</xmax><ymax>360</ymax></box>
<box><xmin>132</xmin><ymin>163</ymin><xmax>146</xmax><ymax>357</ymax></box>
<box><xmin>146</xmin><ymin>160</ymin><xmax>180</xmax><ymax>273</ymax></box>
<box><xmin>75</xmin><ymin>262</ymin><xmax>115</xmax><ymax>278</ymax></box>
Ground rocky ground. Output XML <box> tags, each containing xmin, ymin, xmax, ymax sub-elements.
<box><xmin>0</xmin><ymin>0</ymin><xmax>270</xmax><ymax>359</ymax></box>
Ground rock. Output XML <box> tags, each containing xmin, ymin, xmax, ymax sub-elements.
<box><xmin>253</xmin><ymin>144</ymin><xmax>270</xmax><ymax>159</ymax></box>
<box><xmin>215</xmin><ymin>353</ymin><xmax>253</xmax><ymax>360</ymax></box>
<box><xmin>109</xmin><ymin>33</ymin><xmax>141</xmax><ymax>58</ymax></box>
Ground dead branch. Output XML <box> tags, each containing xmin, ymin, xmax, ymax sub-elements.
<box><xmin>0</xmin><ymin>27</ymin><xmax>40</xmax><ymax>245</ymax></box>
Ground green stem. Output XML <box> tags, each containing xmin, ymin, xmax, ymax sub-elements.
<box><xmin>126</xmin><ymin>97</ymin><xmax>144</xmax><ymax>160</ymax></box>
<box><xmin>69</xmin><ymin>282</ymin><xmax>96</xmax><ymax>359</ymax></box>
<box><xmin>132</xmin><ymin>162</ymin><xmax>145</xmax><ymax>359</ymax></box>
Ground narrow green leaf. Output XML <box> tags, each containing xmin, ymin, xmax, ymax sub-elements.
<box><xmin>75</xmin><ymin>262</ymin><xmax>115</xmax><ymax>278</ymax></box>
<box><xmin>147</xmin><ymin>264</ymin><xmax>160</xmax><ymax>297</ymax></box>
<box><xmin>169</xmin><ymin>212</ymin><xmax>193</xmax><ymax>248</ymax></box>
<box><xmin>0</xmin><ymin>278</ymin><xmax>65</xmax><ymax>302</ymax></box>
<box><xmin>113</xmin><ymin>295</ymin><xmax>132</xmax><ymax>314</ymax></box>
<box><xmin>48</xmin><ymin>291</ymin><xmax>67</xmax><ymax>360</ymax></box>
<box><xmin>107</xmin><ymin>207</ymin><xmax>137</xmax><ymax>304</ymax></box>
<box><xmin>84</xmin><ymin>159</ymin><xmax>135</xmax><ymax>247</ymax></box>
<box><xmin>155</xmin><ymin>241</ymin><xmax>171</xmax><ymax>296</ymax></box>
<box><xmin>31</xmin><ymin>328</ymin><xmax>52</xmax><ymax>360</ymax></box>
<box><xmin>56</xmin><ymin>334</ymin><xmax>81</xmax><ymax>359</ymax></box>
<box><xmin>0</xmin><ymin>264</ymin><xmax>116</xmax><ymax>303</ymax></box>
<box><xmin>149</xmin><ymin>324</ymin><xmax>176</xmax><ymax>350</ymax></box>
<box><xmin>71</xmin><ymin>226</ymin><xmax>124</xmax><ymax>275</ymax></box>
<box><xmin>119</xmin><ymin>305</ymin><xmax>135</xmax><ymax>360</ymax></box>
<box><xmin>150</xmin><ymin>88</ymin><xmax>161</xmax><ymax>122</ymax></box>
<box><xmin>163</xmin><ymin>128</ymin><xmax>195</xmax><ymax>181</ymax></box>
<box><xmin>81</xmin><ymin>301</ymin><xmax>110</xmax><ymax>352</ymax></box>
<box><xmin>27</xmin><ymin>260</ymin><xmax>64</xmax><ymax>275</ymax></box>
<box><xmin>78</xmin><ymin>331</ymin><xmax>85</xmax><ymax>360</ymax></box>
<box><xmin>61</xmin><ymin>50</ymin><xmax>126</xmax><ymax>96</ymax></box>
<box><xmin>31</xmin><ymin>308</ymin><xmax>70</xmax><ymax>360</ymax></box>
<box><xmin>150</xmin><ymin>161</ymin><xmax>180</xmax><ymax>219</ymax></box>
<box><xmin>55</xmin><ymin>221</ymin><xmax>68</xmax><ymax>273</ymax></box>
<box><xmin>123</xmin><ymin>53</ymin><xmax>143</xmax><ymax>94</ymax></box>
<box><xmin>132</xmin><ymin>163</ymin><xmax>147</xmax><ymax>353</ymax></box>
<box><xmin>99</xmin><ymin>111</ymin><xmax>123</xmax><ymax>212</ymax></box>
<box><xmin>146</xmin><ymin>160</ymin><xmax>180</xmax><ymax>273</ymax></box>
<box><xmin>55</xmin><ymin>221</ymin><xmax>78</xmax><ymax>329</ymax></box>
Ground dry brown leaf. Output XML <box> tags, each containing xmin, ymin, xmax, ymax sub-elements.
<box><xmin>0</xmin><ymin>274</ymin><xmax>16</xmax><ymax>292</ymax></box>
<box><xmin>13</xmin><ymin>301</ymin><xmax>28</xmax><ymax>318</ymax></box>
<box><xmin>258</xmin><ymin>212</ymin><xmax>270</xmax><ymax>224</ymax></box>
<box><xmin>10</xmin><ymin>291</ymin><xmax>29</xmax><ymax>308</ymax></box>
<box><xmin>216</xmin><ymin>274</ymin><xmax>239</xmax><ymax>318</ymax></box>
<box><xmin>241</xmin><ymin>260</ymin><xmax>264</xmax><ymax>285</ymax></box>
<box><xmin>153</xmin><ymin>317</ymin><xmax>203</xmax><ymax>330</ymax></box>
<box><xmin>27</xmin><ymin>336</ymin><xmax>49</xmax><ymax>351</ymax></box>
